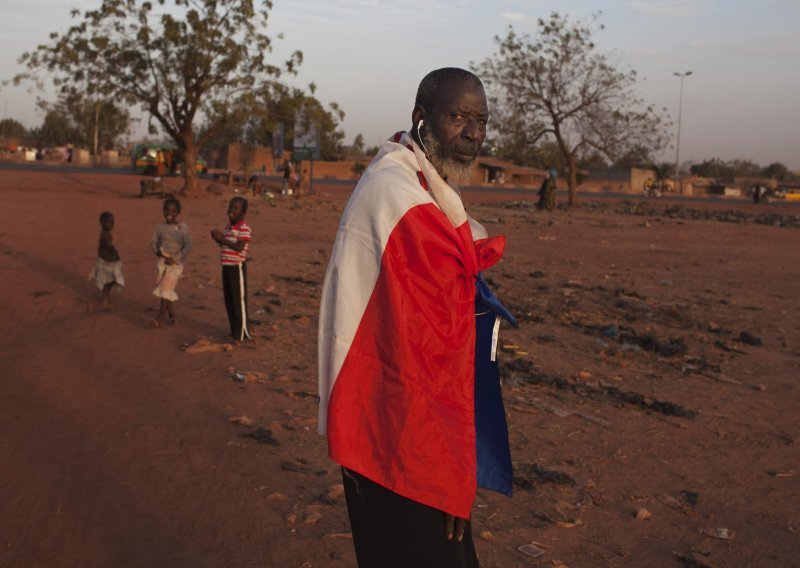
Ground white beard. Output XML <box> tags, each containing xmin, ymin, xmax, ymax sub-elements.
<box><xmin>422</xmin><ymin>129</ymin><xmax>475</xmax><ymax>186</ymax></box>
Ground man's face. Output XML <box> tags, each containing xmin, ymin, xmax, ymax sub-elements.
<box><xmin>420</xmin><ymin>79</ymin><xmax>488</xmax><ymax>184</ymax></box>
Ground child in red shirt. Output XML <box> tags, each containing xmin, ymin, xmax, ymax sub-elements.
<box><xmin>211</xmin><ymin>197</ymin><xmax>251</xmax><ymax>340</ymax></box>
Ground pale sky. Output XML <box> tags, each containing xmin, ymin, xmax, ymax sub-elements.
<box><xmin>1</xmin><ymin>0</ymin><xmax>799</xmax><ymax>169</ymax></box>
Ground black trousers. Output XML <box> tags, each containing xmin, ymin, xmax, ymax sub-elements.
<box><xmin>342</xmin><ymin>467</ymin><xmax>479</xmax><ymax>568</ymax></box>
<box><xmin>222</xmin><ymin>263</ymin><xmax>250</xmax><ymax>340</ymax></box>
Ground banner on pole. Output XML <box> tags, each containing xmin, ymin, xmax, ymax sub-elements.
<box><xmin>293</xmin><ymin>108</ymin><xmax>320</xmax><ymax>161</ymax></box>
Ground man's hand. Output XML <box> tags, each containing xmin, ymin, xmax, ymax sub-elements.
<box><xmin>210</xmin><ymin>229</ymin><xmax>223</xmax><ymax>242</ymax></box>
<box><xmin>445</xmin><ymin>513</ymin><xmax>468</xmax><ymax>542</ymax></box>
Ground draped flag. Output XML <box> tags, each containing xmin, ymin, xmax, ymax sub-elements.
<box><xmin>318</xmin><ymin>131</ymin><xmax>511</xmax><ymax>518</ymax></box>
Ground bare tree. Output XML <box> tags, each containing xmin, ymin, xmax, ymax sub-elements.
<box><xmin>16</xmin><ymin>0</ymin><xmax>301</xmax><ymax>193</ymax></box>
<box><xmin>475</xmin><ymin>13</ymin><xmax>669</xmax><ymax>206</ymax></box>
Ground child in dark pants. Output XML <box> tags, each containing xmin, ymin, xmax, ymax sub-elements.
<box><xmin>211</xmin><ymin>197</ymin><xmax>252</xmax><ymax>340</ymax></box>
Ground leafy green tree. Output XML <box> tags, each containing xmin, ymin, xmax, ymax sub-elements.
<box><xmin>0</xmin><ymin>118</ymin><xmax>28</xmax><ymax>139</ymax></box>
<box><xmin>761</xmin><ymin>161</ymin><xmax>788</xmax><ymax>181</ymax></box>
<box><xmin>653</xmin><ymin>162</ymin><xmax>675</xmax><ymax>182</ymax></box>
<box><xmin>32</xmin><ymin>109</ymin><xmax>77</xmax><ymax>146</ymax></box>
<box><xmin>203</xmin><ymin>82</ymin><xmax>345</xmax><ymax>161</ymax></box>
<box><xmin>690</xmin><ymin>158</ymin><xmax>731</xmax><ymax>180</ymax></box>
<box><xmin>350</xmin><ymin>133</ymin><xmax>365</xmax><ymax>156</ymax></box>
<box><xmin>475</xmin><ymin>13</ymin><xmax>669</xmax><ymax>205</ymax></box>
<box><xmin>37</xmin><ymin>94</ymin><xmax>131</xmax><ymax>151</ymax></box>
<box><xmin>613</xmin><ymin>144</ymin><xmax>655</xmax><ymax>169</ymax></box>
<box><xmin>729</xmin><ymin>159</ymin><xmax>761</xmax><ymax>178</ymax></box>
<box><xmin>16</xmin><ymin>0</ymin><xmax>301</xmax><ymax>193</ymax></box>
<box><xmin>579</xmin><ymin>151</ymin><xmax>608</xmax><ymax>170</ymax></box>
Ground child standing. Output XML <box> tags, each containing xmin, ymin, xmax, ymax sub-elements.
<box><xmin>150</xmin><ymin>197</ymin><xmax>192</xmax><ymax>327</ymax></box>
<box><xmin>211</xmin><ymin>197</ymin><xmax>251</xmax><ymax>340</ymax></box>
<box><xmin>90</xmin><ymin>211</ymin><xmax>125</xmax><ymax>303</ymax></box>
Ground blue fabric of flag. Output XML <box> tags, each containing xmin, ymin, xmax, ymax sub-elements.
<box><xmin>474</xmin><ymin>273</ymin><xmax>516</xmax><ymax>496</ymax></box>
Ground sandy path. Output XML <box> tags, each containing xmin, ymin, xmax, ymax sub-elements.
<box><xmin>1</xmin><ymin>169</ymin><xmax>799</xmax><ymax>567</ymax></box>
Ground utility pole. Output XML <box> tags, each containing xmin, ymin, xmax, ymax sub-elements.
<box><xmin>673</xmin><ymin>71</ymin><xmax>692</xmax><ymax>193</ymax></box>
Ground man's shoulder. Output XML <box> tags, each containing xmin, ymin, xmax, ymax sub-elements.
<box><xmin>355</xmin><ymin>143</ymin><xmax>423</xmax><ymax>198</ymax></box>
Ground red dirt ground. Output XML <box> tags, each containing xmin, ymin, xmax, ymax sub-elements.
<box><xmin>0</xmin><ymin>169</ymin><xmax>798</xmax><ymax>568</ymax></box>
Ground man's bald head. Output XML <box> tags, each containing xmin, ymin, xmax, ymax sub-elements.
<box><xmin>415</xmin><ymin>68</ymin><xmax>484</xmax><ymax>113</ymax></box>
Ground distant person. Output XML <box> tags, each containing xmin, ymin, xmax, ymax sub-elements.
<box><xmin>89</xmin><ymin>211</ymin><xmax>125</xmax><ymax>304</ymax></box>
<box><xmin>282</xmin><ymin>160</ymin><xmax>292</xmax><ymax>195</ymax></box>
<box><xmin>211</xmin><ymin>197</ymin><xmax>252</xmax><ymax>340</ymax></box>
<box><xmin>752</xmin><ymin>184</ymin><xmax>767</xmax><ymax>204</ymax></box>
<box><xmin>149</xmin><ymin>197</ymin><xmax>192</xmax><ymax>327</ymax></box>
<box><xmin>247</xmin><ymin>174</ymin><xmax>263</xmax><ymax>196</ymax></box>
<box><xmin>537</xmin><ymin>168</ymin><xmax>557</xmax><ymax>211</ymax></box>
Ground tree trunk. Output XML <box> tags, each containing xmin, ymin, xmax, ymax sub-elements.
<box><xmin>182</xmin><ymin>140</ymin><xmax>199</xmax><ymax>195</ymax></box>
<box><xmin>566</xmin><ymin>156</ymin><xmax>578</xmax><ymax>207</ymax></box>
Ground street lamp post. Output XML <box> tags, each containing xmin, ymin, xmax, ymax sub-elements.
<box><xmin>673</xmin><ymin>71</ymin><xmax>692</xmax><ymax>192</ymax></box>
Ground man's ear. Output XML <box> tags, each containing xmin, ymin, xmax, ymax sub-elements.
<box><xmin>412</xmin><ymin>105</ymin><xmax>426</xmax><ymax>126</ymax></box>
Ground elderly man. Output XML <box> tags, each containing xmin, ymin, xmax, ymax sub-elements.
<box><xmin>318</xmin><ymin>68</ymin><xmax>514</xmax><ymax>567</ymax></box>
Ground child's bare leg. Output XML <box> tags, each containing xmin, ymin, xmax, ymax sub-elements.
<box><xmin>102</xmin><ymin>283</ymin><xmax>114</xmax><ymax>304</ymax></box>
<box><xmin>166</xmin><ymin>300</ymin><xmax>176</xmax><ymax>324</ymax></box>
<box><xmin>155</xmin><ymin>299</ymin><xmax>169</xmax><ymax>323</ymax></box>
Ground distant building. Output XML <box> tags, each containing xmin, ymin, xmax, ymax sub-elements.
<box><xmin>580</xmin><ymin>167</ymin><xmax>655</xmax><ymax>194</ymax></box>
<box><xmin>472</xmin><ymin>157</ymin><xmax>546</xmax><ymax>186</ymax></box>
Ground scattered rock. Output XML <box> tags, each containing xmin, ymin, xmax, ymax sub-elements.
<box><xmin>267</xmin><ymin>492</ymin><xmax>288</xmax><ymax>501</ymax></box>
<box><xmin>635</xmin><ymin>508</ymin><xmax>652</xmax><ymax>521</ymax></box>
<box><xmin>713</xmin><ymin>340</ymin><xmax>745</xmax><ymax>354</ymax></box>
<box><xmin>517</xmin><ymin>543</ymin><xmax>547</xmax><ymax>558</ymax></box>
<box><xmin>600</xmin><ymin>324</ymin><xmax>619</xmax><ymax>337</ymax></box>
<box><xmin>514</xmin><ymin>464</ymin><xmax>576</xmax><ymax>491</ymax></box>
<box><xmin>768</xmin><ymin>470</ymin><xmax>796</xmax><ymax>478</ymax></box>
<box><xmin>228</xmin><ymin>415</ymin><xmax>253</xmax><ymax>426</ymax></box>
<box><xmin>240</xmin><ymin>427</ymin><xmax>279</xmax><ymax>446</ymax></box>
<box><xmin>479</xmin><ymin>531</ymin><xmax>493</xmax><ymax>541</ymax></box>
<box><xmin>658</xmin><ymin>494</ymin><xmax>684</xmax><ymax>510</ymax></box>
<box><xmin>327</xmin><ymin>483</ymin><xmax>345</xmax><ymax>501</ymax></box>
<box><xmin>675</xmin><ymin>551</ymin><xmax>716</xmax><ymax>568</ymax></box>
<box><xmin>281</xmin><ymin>460</ymin><xmax>314</xmax><ymax>474</ymax></box>
<box><xmin>231</xmin><ymin>370</ymin><xmax>268</xmax><ymax>383</ymax></box>
<box><xmin>681</xmin><ymin>491</ymin><xmax>699</xmax><ymax>506</ymax></box>
<box><xmin>698</xmin><ymin>527</ymin><xmax>735</xmax><ymax>540</ymax></box>
<box><xmin>182</xmin><ymin>338</ymin><xmax>234</xmax><ymax>353</ymax></box>
<box><xmin>738</xmin><ymin>331</ymin><xmax>762</xmax><ymax>346</ymax></box>
<box><xmin>284</xmin><ymin>512</ymin><xmax>298</xmax><ymax>524</ymax></box>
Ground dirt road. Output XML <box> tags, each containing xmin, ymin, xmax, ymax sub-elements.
<box><xmin>1</xmin><ymin>170</ymin><xmax>798</xmax><ymax>567</ymax></box>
